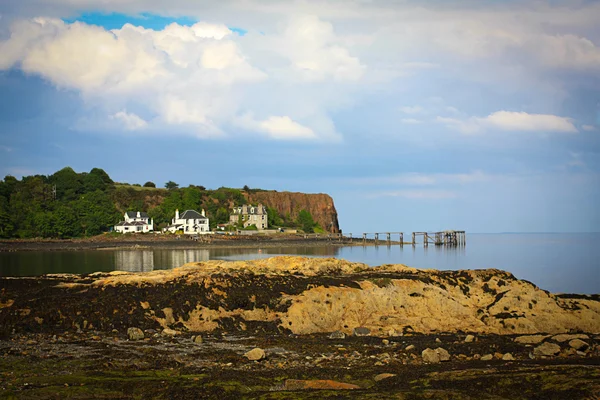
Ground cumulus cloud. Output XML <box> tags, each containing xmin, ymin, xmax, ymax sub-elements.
<box><xmin>235</xmin><ymin>113</ymin><xmax>317</xmax><ymax>140</ymax></box>
<box><xmin>111</xmin><ymin>111</ymin><xmax>148</xmax><ymax>130</ymax></box>
<box><xmin>0</xmin><ymin>15</ymin><xmax>360</xmax><ymax>141</ymax></box>
<box><xmin>438</xmin><ymin>111</ymin><xmax>577</xmax><ymax>134</ymax></box>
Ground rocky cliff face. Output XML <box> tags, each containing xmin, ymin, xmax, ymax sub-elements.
<box><xmin>2</xmin><ymin>257</ymin><xmax>598</xmax><ymax>337</ymax></box>
<box><xmin>247</xmin><ymin>191</ymin><xmax>340</xmax><ymax>232</ymax></box>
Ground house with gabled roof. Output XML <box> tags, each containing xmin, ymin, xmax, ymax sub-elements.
<box><xmin>114</xmin><ymin>211</ymin><xmax>154</xmax><ymax>233</ymax></box>
<box><xmin>229</xmin><ymin>203</ymin><xmax>268</xmax><ymax>230</ymax></box>
<box><xmin>163</xmin><ymin>209</ymin><xmax>210</xmax><ymax>234</ymax></box>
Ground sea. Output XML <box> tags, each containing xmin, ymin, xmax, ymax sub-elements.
<box><xmin>0</xmin><ymin>233</ymin><xmax>598</xmax><ymax>295</ymax></box>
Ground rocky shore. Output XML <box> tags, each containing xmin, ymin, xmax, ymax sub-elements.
<box><xmin>0</xmin><ymin>234</ymin><xmax>361</xmax><ymax>252</ymax></box>
<box><xmin>1</xmin><ymin>256</ymin><xmax>599</xmax><ymax>399</ymax></box>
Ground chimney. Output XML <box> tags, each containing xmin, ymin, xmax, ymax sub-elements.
<box><xmin>201</xmin><ymin>209</ymin><xmax>205</xmax><ymax>217</ymax></box>
<box><xmin>175</xmin><ymin>209</ymin><xmax>180</xmax><ymax>220</ymax></box>
<box><xmin>137</xmin><ymin>211</ymin><xmax>140</xmax><ymax>218</ymax></box>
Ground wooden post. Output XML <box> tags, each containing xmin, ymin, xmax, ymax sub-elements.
<box><xmin>400</xmin><ymin>232</ymin><xmax>403</xmax><ymax>246</ymax></box>
<box><xmin>349</xmin><ymin>233</ymin><xmax>353</xmax><ymax>243</ymax></box>
<box><xmin>363</xmin><ymin>233</ymin><xmax>366</xmax><ymax>244</ymax></box>
<box><xmin>386</xmin><ymin>232</ymin><xmax>391</xmax><ymax>244</ymax></box>
<box><xmin>375</xmin><ymin>233</ymin><xmax>379</xmax><ymax>244</ymax></box>
<box><xmin>424</xmin><ymin>233</ymin><xmax>428</xmax><ymax>247</ymax></box>
<box><xmin>412</xmin><ymin>232</ymin><xmax>416</xmax><ymax>246</ymax></box>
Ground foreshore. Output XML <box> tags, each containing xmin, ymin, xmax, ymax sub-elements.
<box><xmin>0</xmin><ymin>234</ymin><xmax>385</xmax><ymax>252</ymax></box>
<box><xmin>1</xmin><ymin>256</ymin><xmax>598</xmax><ymax>398</ymax></box>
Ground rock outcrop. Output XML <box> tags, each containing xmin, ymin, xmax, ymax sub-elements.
<box><xmin>247</xmin><ymin>191</ymin><xmax>340</xmax><ymax>232</ymax></box>
<box><xmin>1</xmin><ymin>257</ymin><xmax>599</xmax><ymax>337</ymax></box>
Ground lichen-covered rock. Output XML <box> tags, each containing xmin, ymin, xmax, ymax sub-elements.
<box><xmin>374</xmin><ymin>373</ymin><xmax>396</xmax><ymax>382</ymax></box>
<box><xmin>283</xmin><ymin>379</ymin><xmax>360</xmax><ymax>390</ymax></box>
<box><xmin>464</xmin><ymin>334</ymin><xmax>475</xmax><ymax>343</ymax></box>
<box><xmin>2</xmin><ymin>257</ymin><xmax>599</xmax><ymax>337</ymax></box>
<box><xmin>353</xmin><ymin>327</ymin><xmax>370</xmax><ymax>337</ymax></box>
<box><xmin>329</xmin><ymin>331</ymin><xmax>346</xmax><ymax>339</ymax></box>
<box><xmin>502</xmin><ymin>353</ymin><xmax>515</xmax><ymax>360</ymax></box>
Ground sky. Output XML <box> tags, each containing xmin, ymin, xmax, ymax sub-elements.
<box><xmin>0</xmin><ymin>0</ymin><xmax>599</xmax><ymax>234</ymax></box>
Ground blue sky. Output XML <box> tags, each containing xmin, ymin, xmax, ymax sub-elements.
<box><xmin>0</xmin><ymin>1</ymin><xmax>599</xmax><ymax>233</ymax></box>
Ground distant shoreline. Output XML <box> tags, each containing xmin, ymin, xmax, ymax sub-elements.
<box><xmin>0</xmin><ymin>235</ymin><xmax>403</xmax><ymax>252</ymax></box>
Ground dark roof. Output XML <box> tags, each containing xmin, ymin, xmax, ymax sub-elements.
<box><xmin>115</xmin><ymin>221</ymin><xmax>148</xmax><ymax>227</ymax></box>
<box><xmin>126</xmin><ymin>211</ymin><xmax>149</xmax><ymax>218</ymax></box>
<box><xmin>179</xmin><ymin>210</ymin><xmax>206</xmax><ymax>220</ymax></box>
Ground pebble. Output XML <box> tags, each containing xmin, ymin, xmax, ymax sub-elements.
<box><xmin>382</xmin><ymin>339</ymin><xmax>390</xmax><ymax>345</ymax></box>
<box><xmin>464</xmin><ymin>334</ymin><xmax>475</xmax><ymax>343</ymax></box>
<box><xmin>162</xmin><ymin>328</ymin><xmax>179</xmax><ymax>336</ymax></box>
<box><xmin>374</xmin><ymin>373</ymin><xmax>396</xmax><ymax>382</ymax></box>
<box><xmin>329</xmin><ymin>331</ymin><xmax>346</xmax><ymax>340</ymax></box>
<box><xmin>353</xmin><ymin>327</ymin><xmax>371</xmax><ymax>337</ymax></box>
<box><xmin>481</xmin><ymin>354</ymin><xmax>493</xmax><ymax>361</ymax></box>
<box><xmin>502</xmin><ymin>353</ymin><xmax>515</xmax><ymax>361</ymax></box>
<box><xmin>192</xmin><ymin>335</ymin><xmax>203</xmax><ymax>344</ymax></box>
<box><xmin>435</xmin><ymin>338</ymin><xmax>442</xmax><ymax>343</ymax></box>
<box><xmin>405</xmin><ymin>345</ymin><xmax>415</xmax><ymax>351</ymax></box>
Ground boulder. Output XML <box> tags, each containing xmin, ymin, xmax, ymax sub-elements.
<box><xmin>127</xmin><ymin>327</ymin><xmax>144</xmax><ymax>341</ymax></box>
<box><xmin>405</xmin><ymin>345</ymin><xmax>415</xmax><ymax>351</ymax></box>
<box><xmin>502</xmin><ymin>353</ymin><xmax>515</xmax><ymax>361</ymax></box>
<box><xmin>569</xmin><ymin>339</ymin><xmax>589</xmax><ymax>351</ymax></box>
<box><xmin>329</xmin><ymin>331</ymin><xmax>346</xmax><ymax>339</ymax></box>
<box><xmin>514</xmin><ymin>335</ymin><xmax>549</xmax><ymax>345</ymax></box>
<box><xmin>481</xmin><ymin>354</ymin><xmax>493</xmax><ymax>361</ymax></box>
<box><xmin>437</xmin><ymin>347</ymin><xmax>451</xmax><ymax>362</ymax></box>
<box><xmin>244</xmin><ymin>348</ymin><xmax>266</xmax><ymax>361</ymax></box>
<box><xmin>374</xmin><ymin>373</ymin><xmax>396</xmax><ymax>382</ymax></box>
<box><xmin>283</xmin><ymin>379</ymin><xmax>360</xmax><ymax>390</ymax></box>
<box><xmin>551</xmin><ymin>334</ymin><xmax>589</xmax><ymax>343</ymax></box>
<box><xmin>534</xmin><ymin>342</ymin><xmax>561</xmax><ymax>357</ymax></box>
<box><xmin>162</xmin><ymin>328</ymin><xmax>179</xmax><ymax>336</ymax></box>
<box><xmin>464</xmin><ymin>334</ymin><xmax>475</xmax><ymax>343</ymax></box>
<box><xmin>422</xmin><ymin>348</ymin><xmax>440</xmax><ymax>364</ymax></box>
<box><xmin>353</xmin><ymin>327</ymin><xmax>370</xmax><ymax>337</ymax></box>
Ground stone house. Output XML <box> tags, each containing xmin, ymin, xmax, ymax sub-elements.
<box><xmin>229</xmin><ymin>204</ymin><xmax>268</xmax><ymax>230</ymax></box>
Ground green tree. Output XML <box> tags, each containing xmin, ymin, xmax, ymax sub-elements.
<box><xmin>50</xmin><ymin>167</ymin><xmax>83</xmax><ymax>201</ymax></box>
<box><xmin>297</xmin><ymin>209</ymin><xmax>316</xmax><ymax>233</ymax></box>
<box><xmin>267</xmin><ymin>207</ymin><xmax>283</xmax><ymax>227</ymax></box>
<box><xmin>165</xmin><ymin>181</ymin><xmax>179</xmax><ymax>190</ymax></box>
<box><xmin>143</xmin><ymin>181</ymin><xmax>156</xmax><ymax>188</ymax></box>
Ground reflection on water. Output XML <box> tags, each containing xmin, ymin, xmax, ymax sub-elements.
<box><xmin>1</xmin><ymin>234</ymin><xmax>598</xmax><ymax>294</ymax></box>
<box><xmin>115</xmin><ymin>249</ymin><xmax>211</xmax><ymax>272</ymax></box>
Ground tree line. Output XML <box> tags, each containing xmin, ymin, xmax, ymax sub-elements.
<box><xmin>0</xmin><ymin>167</ymin><xmax>321</xmax><ymax>238</ymax></box>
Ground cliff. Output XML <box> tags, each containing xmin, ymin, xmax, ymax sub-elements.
<box><xmin>2</xmin><ymin>257</ymin><xmax>598</xmax><ymax>336</ymax></box>
<box><xmin>247</xmin><ymin>191</ymin><xmax>340</xmax><ymax>233</ymax></box>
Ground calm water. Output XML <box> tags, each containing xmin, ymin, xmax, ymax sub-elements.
<box><xmin>0</xmin><ymin>234</ymin><xmax>598</xmax><ymax>294</ymax></box>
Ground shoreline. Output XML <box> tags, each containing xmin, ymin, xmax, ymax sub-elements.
<box><xmin>0</xmin><ymin>235</ymin><xmax>404</xmax><ymax>252</ymax></box>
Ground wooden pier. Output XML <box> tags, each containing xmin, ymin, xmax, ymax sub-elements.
<box><xmin>345</xmin><ymin>230</ymin><xmax>466</xmax><ymax>247</ymax></box>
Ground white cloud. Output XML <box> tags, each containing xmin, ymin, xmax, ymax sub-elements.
<box><xmin>438</xmin><ymin>111</ymin><xmax>578</xmax><ymax>134</ymax></box>
<box><xmin>400</xmin><ymin>118</ymin><xmax>421</xmax><ymax>124</ymax></box>
<box><xmin>483</xmin><ymin>111</ymin><xmax>577</xmax><ymax>133</ymax></box>
<box><xmin>235</xmin><ymin>113</ymin><xmax>317</xmax><ymax>140</ymax></box>
<box><xmin>111</xmin><ymin>110</ymin><xmax>148</xmax><ymax>130</ymax></box>
<box><xmin>399</xmin><ymin>106</ymin><xmax>423</xmax><ymax>114</ymax></box>
<box><xmin>582</xmin><ymin>125</ymin><xmax>597</xmax><ymax>131</ymax></box>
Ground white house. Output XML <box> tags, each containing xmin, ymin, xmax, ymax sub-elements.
<box><xmin>114</xmin><ymin>211</ymin><xmax>154</xmax><ymax>233</ymax></box>
<box><xmin>163</xmin><ymin>209</ymin><xmax>210</xmax><ymax>234</ymax></box>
